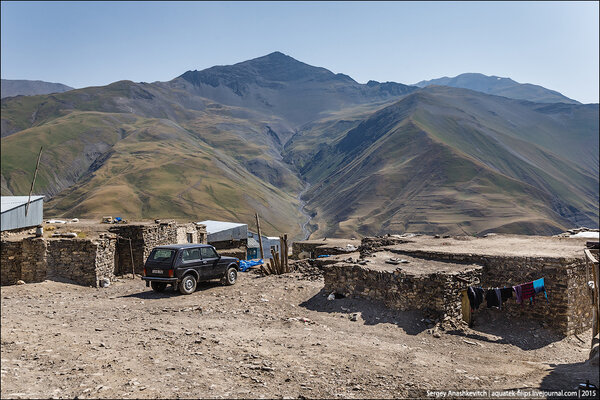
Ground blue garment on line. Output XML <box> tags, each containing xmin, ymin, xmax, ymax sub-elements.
<box><xmin>532</xmin><ymin>278</ymin><xmax>548</xmax><ymax>301</ymax></box>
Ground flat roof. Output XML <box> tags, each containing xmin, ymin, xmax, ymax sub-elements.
<box><xmin>388</xmin><ymin>234</ymin><xmax>591</xmax><ymax>259</ymax></box>
<box><xmin>154</xmin><ymin>244</ymin><xmax>213</xmax><ymax>250</ymax></box>
<box><xmin>1</xmin><ymin>196</ymin><xmax>44</xmax><ymax>213</ymax></box>
<box><xmin>198</xmin><ymin>220</ymin><xmax>247</xmax><ymax>234</ymax></box>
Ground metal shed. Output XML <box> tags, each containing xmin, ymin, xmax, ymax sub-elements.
<box><xmin>198</xmin><ymin>220</ymin><xmax>248</xmax><ymax>242</ymax></box>
<box><xmin>1</xmin><ymin>196</ymin><xmax>44</xmax><ymax>231</ymax></box>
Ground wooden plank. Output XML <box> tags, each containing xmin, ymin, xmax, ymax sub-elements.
<box><xmin>461</xmin><ymin>289</ymin><xmax>472</xmax><ymax>327</ymax></box>
<box><xmin>271</xmin><ymin>249</ymin><xmax>280</xmax><ymax>273</ymax></box>
<box><xmin>585</xmin><ymin>248</ymin><xmax>599</xmax><ymax>265</ymax></box>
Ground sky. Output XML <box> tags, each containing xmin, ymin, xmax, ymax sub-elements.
<box><xmin>1</xmin><ymin>1</ymin><xmax>599</xmax><ymax>103</ymax></box>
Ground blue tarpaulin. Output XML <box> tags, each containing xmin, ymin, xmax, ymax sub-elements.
<box><xmin>239</xmin><ymin>259</ymin><xmax>263</xmax><ymax>272</ymax></box>
<box><xmin>317</xmin><ymin>255</ymin><xmax>330</xmax><ymax>258</ymax></box>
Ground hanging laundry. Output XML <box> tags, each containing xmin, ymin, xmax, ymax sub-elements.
<box><xmin>486</xmin><ymin>289</ymin><xmax>501</xmax><ymax>308</ymax></box>
<box><xmin>500</xmin><ymin>287</ymin><xmax>513</xmax><ymax>302</ymax></box>
<box><xmin>513</xmin><ymin>285</ymin><xmax>523</xmax><ymax>304</ymax></box>
<box><xmin>532</xmin><ymin>278</ymin><xmax>548</xmax><ymax>302</ymax></box>
<box><xmin>494</xmin><ymin>288</ymin><xmax>502</xmax><ymax>307</ymax></box>
<box><xmin>467</xmin><ymin>287</ymin><xmax>485</xmax><ymax>310</ymax></box>
<box><xmin>520</xmin><ymin>281</ymin><xmax>536</xmax><ymax>304</ymax></box>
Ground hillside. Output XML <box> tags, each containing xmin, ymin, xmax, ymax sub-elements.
<box><xmin>1</xmin><ymin>79</ymin><xmax>74</xmax><ymax>99</ymax></box>
<box><xmin>1</xmin><ymin>53</ymin><xmax>598</xmax><ymax>238</ymax></box>
<box><xmin>415</xmin><ymin>73</ymin><xmax>580</xmax><ymax>104</ymax></box>
<box><xmin>294</xmin><ymin>87</ymin><xmax>598</xmax><ymax>237</ymax></box>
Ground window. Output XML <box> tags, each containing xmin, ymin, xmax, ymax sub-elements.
<box><xmin>149</xmin><ymin>249</ymin><xmax>175</xmax><ymax>262</ymax></box>
<box><xmin>186</xmin><ymin>233</ymin><xmax>193</xmax><ymax>243</ymax></box>
<box><xmin>182</xmin><ymin>248</ymin><xmax>201</xmax><ymax>262</ymax></box>
<box><xmin>200</xmin><ymin>247</ymin><xmax>218</xmax><ymax>259</ymax></box>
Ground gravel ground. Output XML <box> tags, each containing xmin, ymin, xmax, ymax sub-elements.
<box><xmin>1</xmin><ymin>269</ymin><xmax>598</xmax><ymax>399</ymax></box>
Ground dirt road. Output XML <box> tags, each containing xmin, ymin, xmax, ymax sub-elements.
<box><xmin>1</xmin><ymin>269</ymin><xmax>597</xmax><ymax>399</ymax></box>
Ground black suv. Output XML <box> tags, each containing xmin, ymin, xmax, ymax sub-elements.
<box><xmin>142</xmin><ymin>244</ymin><xmax>239</xmax><ymax>295</ymax></box>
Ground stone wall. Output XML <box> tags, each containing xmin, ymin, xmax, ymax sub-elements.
<box><xmin>47</xmin><ymin>238</ymin><xmax>116</xmax><ymax>287</ymax></box>
<box><xmin>21</xmin><ymin>238</ymin><xmax>47</xmax><ymax>284</ymax></box>
<box><xmin>1</xmin><ymin>238</ymin><xmax>46</xmax><ymax>285</ymax></box>
<box><xmin>323</xmin><ymin>262</ymin><xmax>482</xmax><ymax>319</ymax></box>
<box><xmin>387</xmin><ymin>248</ymin><xmax>588</xmax><ymax>335</ymax></box>
<box><xmin>176</xmin><ymin>223</ymin><xmax>207</xmax><ymax>244</ymax></box>
<box><xmin>111</xmin><ymin>221</ymin><xmax>207</xmax><ymax>275</ymax></box>
<box><xmin>1</xmin><ymin>240</ymin><xmax>23</xmax><ymax>285</ymax></box>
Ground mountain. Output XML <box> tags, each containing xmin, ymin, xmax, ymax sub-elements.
<box><xmin>173</xmin><ymin>51</ymin><xmax>416</xmax><ymax>128</ymax></box>
<box><xmin>415</xmin><ymin>73</ymin><xmax>580</xmax><ymax>104</ymax></box>
<box><xmin>1</xmin><ymin>53</ymin><xmax>598</xmax><ymax>238</ymax></box>
<box><xmin>293</xmin><ymin>86</ymin><xmax>598</xmax><ymax>237</ymax></box>
<box><xmin>1</xmin><ymin>79</ymin><xmax>74</xmax><ymax>99</ymax></box>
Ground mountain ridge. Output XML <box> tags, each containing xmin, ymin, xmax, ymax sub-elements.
<box><xmin>1</xmin><ymin>79</ymin><xmax>74</xmax><ymax>99</ymax></box>
<box><xmin>415</xmin><ymin>73</ymin><xmax>580</xmax><ymax>104</ymax></box>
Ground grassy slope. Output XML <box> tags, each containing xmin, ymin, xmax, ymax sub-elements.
<box><xmin>297</xmin><ymin>90</ymin><xmax>598</xmax><ymax>237</ymax></box>
<box><xmin>41</xmin><ymin>117</ymin><xmax>304</xmax><ymax>238</ymax></box>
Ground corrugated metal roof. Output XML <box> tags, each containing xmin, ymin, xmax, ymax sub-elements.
<box><xmin>198</xmin><ymin>220</ymin><xmax>247</xmax><ymax>234</ymax></box>
<box><xmin>1</xmin><ymin>196</ymin><xmax>45</xmax><ymax>213</ymax></box>
<box><xmin>247</xmin><ymin>237</ymin><xmax>260</xmax><ymax>249</ymax></box>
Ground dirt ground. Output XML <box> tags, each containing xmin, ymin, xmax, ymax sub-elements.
<box><xmin>1</xmin><ymin>268</ymin><xmax>598</xmax><ymax>399</ymax></box>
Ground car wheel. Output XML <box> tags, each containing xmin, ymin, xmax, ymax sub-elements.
<box><xmin>151</xmin><ymin>282</ymin><xmax>167</xmax><ymax>292</ymax></box>
<box><xmin>224</xmin><ymin>267</ymin><xmax>237</xmax><ymax>286</ymax></box>
<box><xmin>179</xmin><ymin>274</ymin><xmax>197</xmax><ymax>295</ymax></box>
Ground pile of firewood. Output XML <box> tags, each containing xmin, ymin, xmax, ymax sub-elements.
<box><xmin>261</xmin><ymin>234</ymin><xmax>290</xmax><ymax>275</ymax></box>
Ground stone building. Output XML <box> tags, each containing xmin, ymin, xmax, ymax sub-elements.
<box><xmin>322</xmin><ymin>235</ymin><xmax>593</xmax><ymax>336</ymax></box>
<box><xmin>1</xmin><ymin>220</ymin><xmax>207</xmax><ymax>287</ymax></box>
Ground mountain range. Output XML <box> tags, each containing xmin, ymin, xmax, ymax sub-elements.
<box><xmin>415</xmin><ymin>73</ymin><xmax>580</xmax><ymax>104</ymax></box>
<box><xmin>1</xmin><ymin>79</ymin><xmax>74</xmax><ymax>99</ymax></box>
<box><xmin>1</xmin><ymin>52</ymin><xmax>598</xmax><ymax>239</ymax></box>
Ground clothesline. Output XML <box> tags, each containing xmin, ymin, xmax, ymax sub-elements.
<box><xmin>466</xmin><ymin>277</ymin><xmax>548</xmax><ymax>312</ymax></box>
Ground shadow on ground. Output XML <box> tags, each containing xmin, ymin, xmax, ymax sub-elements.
<box><xmin>299</xmin><ymin>288</ymin><xmax>427</xmax><ymax>335</ymax></box>
<box><xmin>119</xmin><ymin>280</ymin><xmax>222</xmax><ymax>299</ymax></box>
<box><xmin>445</xmin><ymin>309</ymin><xmax>564</xmax><ymax>350</ymax></box>
<box><xmin>539</xmin><ymin>360</ymin><xmax>599</xmax><ymax>393</ymax></box>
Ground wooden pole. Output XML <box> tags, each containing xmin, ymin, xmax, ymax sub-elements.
<box><xmin>283</xmin><ymin>234</ymin><xmax>289</xmax><ymax>272</ymax></box>
<box><xmin>128</xmin><ymin>238</ymin><xmax>135</xmax><ymax>279</ymax></box>
<box><xmin>255</xmin><ymin>213</ymin><xmax>265</xmax><ymax>260</ymax></box>
<box><xmin>25</xmin><ymin>146</ymin><xmax>43</xmax><ymax>216</ymax></box>
<box><xmin>279</xmin><ymin>236</ymin><xmax>285</xmax><ymax>273</ymax></box>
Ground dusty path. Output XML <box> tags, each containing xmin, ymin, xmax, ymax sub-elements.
<box><xmin>1</xmin><ymin>270</ymin><xmax>598</xmax><ymax>399</ymax></box>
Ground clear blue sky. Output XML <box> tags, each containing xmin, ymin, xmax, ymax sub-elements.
<box><xmin>2</xmin><ymin>1</ymin><xmax>598</xmax><ymax>103</ymax></box>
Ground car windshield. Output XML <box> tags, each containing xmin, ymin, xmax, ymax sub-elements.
<box><xmin>149</xmin><ymin>249</ymin><xmax>175</xmax><ymax>263</ymax></box>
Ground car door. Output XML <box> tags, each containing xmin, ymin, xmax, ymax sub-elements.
<box><xmin>200</xmin><ymin>246</ymin><xmax>221</xmax><ymax>278</ymax></box>
<box><xmin>180</xmin><ymin>248</ymin><xmax>208</xmax><ymax>280</ymax></box>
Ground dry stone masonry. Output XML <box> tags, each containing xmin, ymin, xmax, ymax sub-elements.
<box><xmin>321</xmin><ymin>234</ymin><xmax>593</xmax><ymax>336</ymax></box>
<box><xmin>322</xmin><ymin>251</ymin><xmax>482</xmax><ymax>319</ymax></box>
<box><xmin>1</xmin><ymin>220</ymin><xmax>207</xmax><ymax>287</ymax></box>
